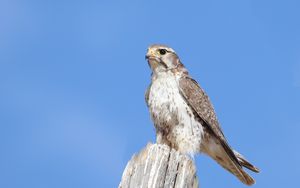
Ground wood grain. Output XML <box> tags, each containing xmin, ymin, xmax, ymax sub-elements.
<box><xmin>119</xmin><ymin>143</ymin><xmax>199</xmax><ymax>188</ymax></box>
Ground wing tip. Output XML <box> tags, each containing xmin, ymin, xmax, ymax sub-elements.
<box><xmin>233</xmin><ymin>150</ymin><xmax>260</xmax><ymax>173</ymax></box>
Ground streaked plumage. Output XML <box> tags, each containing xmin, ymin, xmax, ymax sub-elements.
<box><xmin>145</xmin><ymin>44</ymin><xmax>259</xmax><ymax>185</ymax></box>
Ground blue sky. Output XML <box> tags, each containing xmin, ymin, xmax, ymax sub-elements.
<box><xmin>0</xmin><ymin>0</ymin><xmax>300</xmax><ymax>187</ymax></box>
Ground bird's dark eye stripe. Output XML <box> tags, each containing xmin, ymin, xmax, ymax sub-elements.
<box><xmin>158</xmin><ymin>49</ymin><xmax>167</xmax><ymax>55</ymax></box>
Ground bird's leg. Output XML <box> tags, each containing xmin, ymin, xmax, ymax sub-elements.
<box><xmin>156</xmin><ymin>130</ymin><xmax>172</xmax><ymax>148</ymax></box>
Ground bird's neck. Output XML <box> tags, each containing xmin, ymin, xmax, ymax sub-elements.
<box><xmin>151</xmin><ymin>70</ymin><xmax>173</xmax><ymax>80</ymax></box>
<box><xmin>151</xmin><ymin>69</ymin><xmax>187</xmax><ymax>81</ymax></box>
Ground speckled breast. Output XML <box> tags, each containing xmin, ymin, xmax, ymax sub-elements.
<box><xmin>148</xmin><ymin>72</ymin><xmax>204</xmax><ymax>154</ymax></box>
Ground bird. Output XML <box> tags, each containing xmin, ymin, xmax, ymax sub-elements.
<box><xmin>145</xmin><ymin>44</ymin><xmax>259</xmax><ymax>185</ymax></box>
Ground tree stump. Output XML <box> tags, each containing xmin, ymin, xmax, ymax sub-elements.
<box><xmin>119</xmin><ymin>143</ymin><xmax>199</xmax><ymax>188</ymax></box>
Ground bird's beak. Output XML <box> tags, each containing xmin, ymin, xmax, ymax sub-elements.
<box><xmin>146</xmin><ymin>49</ymin><xmax>159</xmax><ymax>68</ymax></box>
<box><xmin>145</xmin><ymin>48</ymin><xmax>168</xmax><ymax>70</ymax></box>
<box><xmin>146</xmin><ymin>48</ymin><xmax>157</xmax><ymax>59</ymax></box>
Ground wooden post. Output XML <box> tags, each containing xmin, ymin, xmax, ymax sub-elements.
<box><xmin>119</xmin><ymin>143</ymin><xmax>199</xmax><ymax>188</ymax></box>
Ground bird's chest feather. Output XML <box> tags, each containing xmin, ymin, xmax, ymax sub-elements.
<box><xmin>148</xmin><ymin>73</ymin><xmax>183</xmax><ymax>126</ymax></box>
<box><xmin>148</xmin><ymin>72</ymin><xmax>203</xmax><ymax>153</ymax></box>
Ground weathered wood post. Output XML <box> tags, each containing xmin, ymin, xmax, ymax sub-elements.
<box><xmin>119</xmin><ymin>143</ymin><xmax>199</xmax><ymax>188</ymax></box>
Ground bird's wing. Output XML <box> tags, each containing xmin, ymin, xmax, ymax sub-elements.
<box><xmin>178</xmin><ymin>76</ymin><xmax>240</xmax><ymax>165</ymax></box>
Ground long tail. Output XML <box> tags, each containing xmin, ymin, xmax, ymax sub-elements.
<box><xmin>233</xmin><ymin>150</ymin><xmax>260</xmax><ymax>173</ymax></box>
<box><xmin>204</xmin><ymin>138</ymin><xmax>260</xmax><ymax>185</ymax></box>
<box><xmin>211</xmin><ymin>149</ymin><xmax>257</xmax><ymax>185</ymax></box>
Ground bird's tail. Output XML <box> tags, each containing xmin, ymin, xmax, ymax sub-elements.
<box><xmin>233</xmin><ymin>150</ymin><xmax>260</xmax><ymax>173</ymax></box>
<box><xmin>211</xmin><ymin>150</ymin><xmax>257</xmax><ymax>185</ymax></box>
<box><xmin>204</xmin><ymin>139</ymin><xmax>260</xmax><ymax>185</ymax></box>
<box><xmin>217</xmin><ymin>149</ymin><xmax>260</xmax><ymax>185</ymax></box>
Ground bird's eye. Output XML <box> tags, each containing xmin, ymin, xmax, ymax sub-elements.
<box><xmin>159</xmin><ymin>49</ymin><xmax>167</xmax><ymax>55</ymax></box>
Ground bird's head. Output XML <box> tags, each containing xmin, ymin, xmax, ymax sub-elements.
<box><xmin>145</xmin><ymin>44</ymin><xmax>186</xmax><ymax>74</ymax></box>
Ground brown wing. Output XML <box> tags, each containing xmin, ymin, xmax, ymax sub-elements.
<box><xmin>178</xmin><ymin>76</ymin><xmax>240</xmax><ymax>166</ymax></box>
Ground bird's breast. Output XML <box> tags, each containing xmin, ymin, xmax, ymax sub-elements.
<box><xmin>148</xmin><ymin>72</ymin><xmax>204</xmax><ymax>154</ymax></box>
<box><xmin>148</xmin><ymin>73</ymin><xmax>181</xmax><ymax>124</ymax></box>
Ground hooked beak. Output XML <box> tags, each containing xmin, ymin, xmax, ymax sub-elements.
<box><xmin>145</xmin><ymin>48</ymin><xmax>168</xmax><ymax>69</ymax></box>
<box><xmin>145</xmin><ymin>55</ymin><xmax>159</xmax><ymax>68</ymax></box>
<box><xmin>145</xmin><ymin>54</ymin><xmax>159</xmax><ymax>61</ymax></box>
<box><xmin>145</xmin><ymin>55</ymin><xmax>168</xmax><ymax>70</ymax></box>
<box><xmin>146</xmin><ymin>49</ymin><xmax>158</xmax><ymax>66</ymax></box>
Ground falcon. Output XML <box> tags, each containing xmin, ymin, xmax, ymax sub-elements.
<box><xmin>145</xmin><ymin>44</ymin><xmax>259</xmax><ymax>185</ymax></box>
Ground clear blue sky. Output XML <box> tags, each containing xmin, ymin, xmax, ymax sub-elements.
<box><xmin>0</xmin><ymin>0</ymin><xmax>299</xmax><ymax>187</ymax></box>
